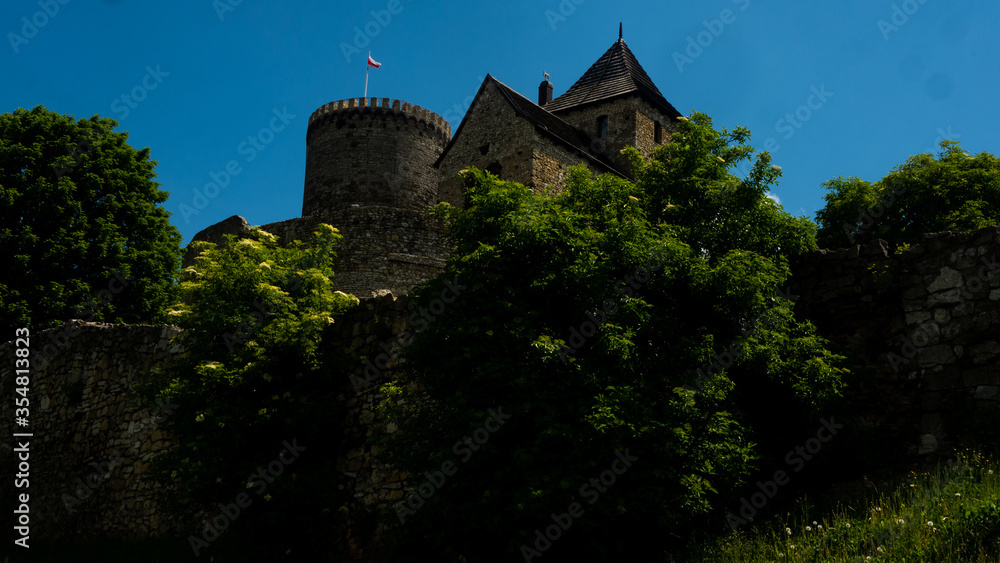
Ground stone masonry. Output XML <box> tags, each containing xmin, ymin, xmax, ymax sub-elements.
<box><xmin>790</xmin><ymin>227</ymin><xmax>1000</xmax><ymax>458</ymax></box>
<box><xmin>0</xmin><ymin>321</ymin><xmax>184</xmax><ymax>542</ymax></box>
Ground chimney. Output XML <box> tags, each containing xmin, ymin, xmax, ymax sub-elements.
<box><xmin>538</xmin><ymin>72</ymin><xmax>553</xmax><ymax>106</ymax></box>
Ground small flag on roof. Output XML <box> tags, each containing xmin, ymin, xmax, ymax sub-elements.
<box><xmin>368</xmin><ymin>54</ymin><xmax>381</xmax><ymax>69</ymax></box>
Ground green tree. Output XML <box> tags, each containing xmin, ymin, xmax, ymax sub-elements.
<box><xmin>816</xmin><ymin>141</ymin><xmax>1000</xmax><ymax>250</ymax></box>
<box><xmin>375</xmin><ymin>113</ymin><xmax>845</xmax><ymax>561</ymax></box>
<box><xmin>0</xmin><ymin>105</ymin><xmax>182</xmax><ymax>330</ymax></box>
<box><xmin>145</xmin><ymin>225</ymin><xmax>358</xmax><ymax>559</ymax></box>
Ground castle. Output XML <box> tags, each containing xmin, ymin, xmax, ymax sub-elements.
<box><xmin>192</xmin><ymin>28</ymin><xmax>682</xmax><ymax>297</ymax></box>
<box><xmin>3</xmin><ymin>27</ymin><xmax>999</xmax><ymax>560</ymax></box>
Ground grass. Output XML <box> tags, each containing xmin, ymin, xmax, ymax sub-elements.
<box><xmin>682</xmin><ymin>449</ymin><xmax>1000</xmax><ymax>562</ymax></box>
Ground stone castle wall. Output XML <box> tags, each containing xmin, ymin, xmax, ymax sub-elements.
<box><xmin>550</xmin><ymin>96</ymin><xmax>677</xmax><ymax>173</ymax></box>
<box><xmin>260</xmin><ymin>207</ymin><xmax>451</xmax><ymax>298</ymax></box>
<box><xmin>437</xmin><ymin>80</ymin><xmax>543</xmax><ymax>207</ymax></box>
<box><xmin>303</xmin><ymin>97</ymin><xmax>451</xmax><ymax>216</ymax></box>
<box><xmin>188</xmin><ymin>211</ymin><xmax>451</xmax><ymax>299</ymax></box>
<box><xmin>790</xmin><ymin>228</ymin><xmax>1000</xmax><ymax>457</ymax></box>
<box><xmin>0</xmin><ymin>321</ymin><xmax>184</xmax><ymax>542</ymax></box>
<box><xmin>8</xmin><ymin>226</ymin><xmax>1000</xmax><ymax>555</ymax></box>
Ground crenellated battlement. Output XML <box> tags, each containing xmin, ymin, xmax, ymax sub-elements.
<box><xmin>302</xmin><ymin>97</ymin><xmax>450</xmax><ymax>217</ymax></box>
<box><xmin>308</xmin><ymin>97</ymin><xmax>452</xmax><ymax>141</ymax></box>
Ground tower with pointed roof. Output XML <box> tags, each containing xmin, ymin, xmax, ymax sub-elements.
<box><xmin>191</xmin><ymin>25</ymin><xmax>683</xmax><ymax>297</ymax></box>
<box><xmin>436</xmin><ymin>26</ymin><xmax>682</xmax><ymax>207</ymax></box>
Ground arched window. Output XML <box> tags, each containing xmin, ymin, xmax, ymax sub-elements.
<box><xmin>597</xmin><ymin>115</ymin><xmax>609</xmax><ymax>139</ymax></box>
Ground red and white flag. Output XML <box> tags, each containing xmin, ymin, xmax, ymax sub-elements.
<box><xmin>368</xmin><ymin>54</ymin><xmax>381</xmax><ymax>69</ymax></box>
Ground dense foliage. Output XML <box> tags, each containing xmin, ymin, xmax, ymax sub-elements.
<box><xmin>816</xmin><ymin>141</ymin><xmax>1000</xmax><ymax>251</ymax></box>
<box><xmin>144</xmin><ymin>226</ymin><xmax>358</xmax><ymax>559</ymax></box>
<box><xmin>0</xmin><ymin>105</ymin><xmax>182</xmax><ymax>330</ymax></box>
<box><xmin>375</xmin><ymin>113</ymin><xmax>846</xmax><ymax>561</ymax></box>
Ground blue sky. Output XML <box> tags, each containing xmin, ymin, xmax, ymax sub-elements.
<box><xmin>3</xmin><ymin>0</ymin><xmax>998</xmax><ymax>246</ymax></box>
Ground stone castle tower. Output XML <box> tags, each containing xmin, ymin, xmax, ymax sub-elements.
<box><xmin>191</xmin><ymin>97</ymin><xmax>455</xmax><ymax>297</ymax></box>
<box><xmin>302</xmin><ymin>97</ymin><xmax>451</xmax><ymax>215</ymax></box>
<box><xmin>192</xmin><ymin>30</ymin><xmax>683</xmax><ymax>297</ymax></box>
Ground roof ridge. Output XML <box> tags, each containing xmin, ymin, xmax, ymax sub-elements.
<box><xmin>544</xmin><ymin>38</ymin><xmax>677</xmax><ymax>117</ymax></box>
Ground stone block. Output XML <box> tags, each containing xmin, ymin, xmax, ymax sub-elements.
<box><xmin>970</xmin><ymin>341</ymin><xmax>1000</xmax><ymax>363</ymax></box>
<box><xmin>928</xmin><ymin>289</ymin><xmax>962</xmax><ymax>306</ymax></box>
<box><xmin>919</xmin><ymin>433</ymin><xmax>939</xmax><ymax>454</ymax></box>
<box><xmin>974</xmin><ymin>386</ymin><xmax>1000</xmax><ymax>400</ymax></box>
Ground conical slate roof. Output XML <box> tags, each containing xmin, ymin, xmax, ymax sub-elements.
<box><xmin>543</xmin><ymin>38</ymin><xmax>681</xmax><ymax>118</ymax></box>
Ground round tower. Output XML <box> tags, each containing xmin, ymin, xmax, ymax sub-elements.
<box><xmin>303</xmin><ymin>97</ymin><xmax>451</xmax><ymax>216</ymax></box>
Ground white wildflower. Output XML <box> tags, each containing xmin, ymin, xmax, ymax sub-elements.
<box><xmin>805</xmin><ymin>526</ymin><xmax>812</xmax><ymax>532</ymax></box>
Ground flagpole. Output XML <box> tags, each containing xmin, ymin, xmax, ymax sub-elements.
<box><xmin>364</xmin><ymin>50</ymin><xmax>370</xmax><ymax>99</ymax></box>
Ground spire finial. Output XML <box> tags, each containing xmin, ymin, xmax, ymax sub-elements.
<box><xmin>619</xmin><ymin>22</ymin><xmax>623</xmax><ymax>39</ymax></box>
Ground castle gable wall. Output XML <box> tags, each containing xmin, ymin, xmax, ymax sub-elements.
<box><xmin>437</xmin><ymin>81</ymin><xmax>545</xmax><ymax>207</ymax></box>
<box><xmin>553</xmin><ymin>96</ymin><xmax>678</xmax><ymax>171</ymax></box>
